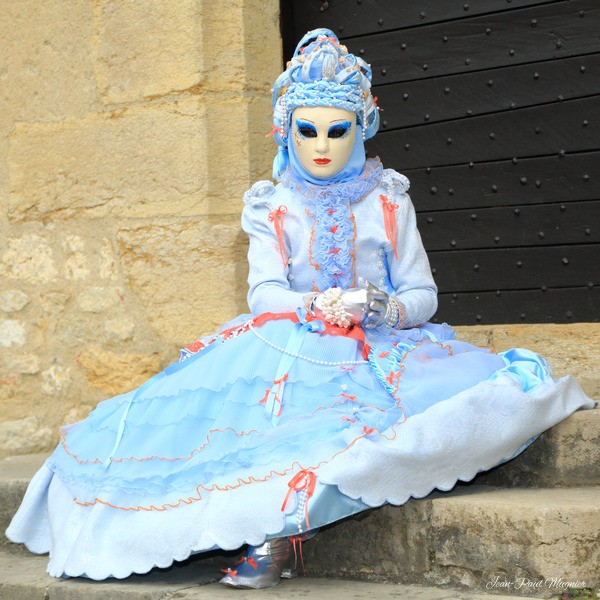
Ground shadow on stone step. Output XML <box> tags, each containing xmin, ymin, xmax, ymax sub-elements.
<box><xmin>93</xmin><ymin>549</ymin><xmax>232</xmax><ymax>586</ymax></box>
<box><xmin>470</xmin><ymin>407</ymin><xmax>599</xmax><ymax>488</ymax></box>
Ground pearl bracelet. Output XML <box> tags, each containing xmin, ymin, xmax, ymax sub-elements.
<box><xmin>386</xmin><ymin>297</ymin><xmax>406</xmax><ymax>329</ymax></box>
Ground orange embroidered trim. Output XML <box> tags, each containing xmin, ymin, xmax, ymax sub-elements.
<box><xmin>337</xmin><ymin>392</ymin><xmax>387</xmax><ymax>414</ymax></box>
<box><xmin>268</xmin><ymin>205</ymin><xmax>289</xmax><ymax>268</ymax></box>
<box><xmin>308</xmin><ymin>220</ymin><xmax>320</xmax><ymax>274</ymax></box>
<box><xmin>385</xmin><ymin>339</ymin><xmax>454</xmax><ymax>407</ymax></box>
<box><xmin>308</xmin><ymin>393</ymin><xmax>387</xmax><ymax>419</ymax></box>
<box><xmin>60</xmin><ymin>426</ymin><xmax>260</xmax><ymax>466</ymax></box>
<box><xmin>71</xmin><ymin>423</ymin><xmax>391</xmax><ymax>512</ymax></box>
<box><xmin>379</xmin><ymin>194</ymin><xmax>399</xmax><ymax>259</ymax></box>
<box><xmin>349</xmin><ymin>212</ymin><xmax>358</xmax><ymax>287</ymax></box>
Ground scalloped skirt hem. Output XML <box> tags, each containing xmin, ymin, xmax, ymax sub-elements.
<box><xmin>5</xmin><ymin>315</ymin><xmax>595</xmax><ymax>580</ymax></box>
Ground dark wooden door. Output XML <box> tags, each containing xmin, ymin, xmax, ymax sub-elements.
<box><xmin>281</xmin><ymin>0</ymin><xmax>599</xmax><ymax>325</ymax></box>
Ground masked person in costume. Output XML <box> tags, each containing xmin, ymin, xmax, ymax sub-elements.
<box><xmin>7</xmin><ymin>29</ymin><xmax>594</xmax><ymax>589</ymax></box>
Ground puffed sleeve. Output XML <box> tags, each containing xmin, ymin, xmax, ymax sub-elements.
<box><xmin>241</xmin><ymin>181</ymin><xmax>307</xmax><ymax>314</ymax></box>
<box><xmin>382</xmin><ymin>170</ymin><xmax>438</xmax><ymax>327</ymax></box>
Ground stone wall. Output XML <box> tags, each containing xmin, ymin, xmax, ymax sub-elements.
<box><xmin>1</xmin><ymin>3</ymin><xmax>597</xmax><ymax>460</ymax></box>
<box><xmin>0</xmin><ymin>0</ymin><xmax>281</xmax><ymax>457</ymax></box>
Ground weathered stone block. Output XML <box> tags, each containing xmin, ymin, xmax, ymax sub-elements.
<box><xmin>0</xmin><ymin>454</ymin><xmax>48</xmax><ymax>551</ymax></box>
<box><xmin>95</xmin><ymin>0</ymin><xmax>203</xmax><ymax>104</ymax></box>
<box><xmin>8</xmin><ymin>100</ymin><xmax>209</xmax><ymax>222</ymax></box>
<box><xmin>0</xmin><ymin>418</ymin><xmax>53</xmax><ymax>456</ymax></box>
<box><xmin>199</xmin><ymin>0</ymin><xmax>280</xmax><ymax>94</ymax></box>
<box><xmin>104</xmin><ymin>318</ymin><xmax>135</xmax><ymax>342</ymax></box>
<box><xmin>116</xmin><ymin>217</ymin><xmax>249</xmax><ymax>347</ymax></box>
<box><xmin>474</xmin><ymin>409</ymin><xmax>600</xmax><ymax>487</ymax></box>
<box><xmin>240</xmin><ymin>0</ymin><xmax>282</xmax><ymax>93</ymax></box>
<box><xmin>0</xmin><ymin>320</ymin><xmax>26</xmax><ymax>347</ymax></box>
<box><xmin>304</xmin><ymin>486</ymin><xmax>599</xmax><ymax>595</ymax></box>
<box><xmin>427</xmin><ymin>487</ymin><xmax>599</xmax><ymax>593</ymax></box>
<box><xmin>0</xmin><ymin>290</ymin><xmax>31</xmax><ymax>313</ymax></box>
<box><xmin>76</xmin><ymin>286</ymin><xmax>124</xmax><ymax>313</ymax></box>
<box><xmin>0</xmin><ymin>354</ymin><xmax>40</xmax><ymax>376</ymax></box>
<box><xmin>40</xmin><ymin>365</ymin><xmax>72</xmax><ymax>396</ymax></box>
<box><xmin>0</xmin><ymin>234</ymin><xmax>58</xmax><ymax>283</ymax></box>
<box><xmin>39</xmin><ymin>292</ymin><xmax>70</xmax><ymax>313</ymax></box>
<box><xmin>0</xmin><ymin>0</ymin><xmax>282</xmax><ymax>459</ymax></box>
<box><xmin>303</xmin><ymin>502</ymin><xmax>431</xmax><ymax>582</ymax></box>
<box><xmin>76</xmin><ymin>347</ymin><xmax>162</xmax><ymax>396</ymax></box>
<box><xmin>197</xmin><ymin>96</ymin><xmax>274</xmax><ymax>214</ymax></box>
<box><xmin>0</xmin><ymin>0</ymin><xmax>96</xmax><ymax>123</ymax></box>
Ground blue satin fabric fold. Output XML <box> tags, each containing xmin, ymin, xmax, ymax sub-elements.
<box><xmin>492</xmin><ymin>348</ymin><xmax>552</xmax><ymax>392</ymax></box>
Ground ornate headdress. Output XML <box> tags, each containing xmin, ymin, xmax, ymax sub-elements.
<box><xmin>270</xmin><ymin>28</ymin><xmax>380</xmax><ymax>179</ymax></box>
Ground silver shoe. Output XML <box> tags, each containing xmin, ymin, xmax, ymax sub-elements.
<box><xmin>220</xmin><ymin>538</ymin><xmax>296</xmax><ymax>589</ymax></box>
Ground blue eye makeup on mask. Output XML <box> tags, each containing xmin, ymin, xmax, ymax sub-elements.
<box><xmin>295</xmin><ymin>119</ymin><xmax>317</xmax><ymax>139</ymax></box>
<box><xmin>328</xmin><ymin>121</ymin><xmax>352</xmax><ymax>139</ymax></box>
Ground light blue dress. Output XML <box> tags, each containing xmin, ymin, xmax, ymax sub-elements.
<box><xmin>6</xmin><ymin>162</ymin><xmax>594</xmax><ymax>580</ymax></box>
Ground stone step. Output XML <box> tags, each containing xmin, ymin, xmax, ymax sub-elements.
<box><xmin>2</xmin><ymin>419</ymin><xmax>599</xmax><ymax>597</ymax></box>
<box><xmin>303</xmin><ymin>485</ymin><xmax>600</xmax><ymax>596</ymax></box>
<box><xmin>0</xmin><ymin>548</ymin><xmax>540</xmax><ymax>600</ymax></box>
<box><xmin>0</xmin><ymin>453</ymin><xmax>46</xmax><ymax>553</ymax></box>
<box><xmin>473</xmin><ymin>406</ymin><xmax>600</xmax><ymax>488</ymax></box>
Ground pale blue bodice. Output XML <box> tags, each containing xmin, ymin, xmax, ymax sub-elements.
<box><xmin>242</xmin><ymin>168</ymin><xmax>437</xmax><ymax>329</ymax></box>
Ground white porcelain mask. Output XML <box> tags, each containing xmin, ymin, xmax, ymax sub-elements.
<box><xmin>291</xmin><ymin>106</ymin><xmax>357</xmax><ymax>179</ymax></box>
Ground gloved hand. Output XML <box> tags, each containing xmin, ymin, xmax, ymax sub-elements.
<box><xmin>306</xmin><ymin>279</ymin><xmax>403</xmax><ymax>330</ymax></box>
<box><xmin>313</xmin><ymin>285</ymin><xmax>374</xmax><ymax>327</ymax></box>
<box><xmin>357</xmin><ymin>279</ymin><xmax>388</xmax><ymax>329</ymax></box>
<box><xmin>354</xmin><ymin>278</ymin><xmax>402</xmax><ymax>330</ymax></box>
<box><xmin>309</xmin><ymin>287</ymin><xmax>357</xmax><ymax>328</ymax></box>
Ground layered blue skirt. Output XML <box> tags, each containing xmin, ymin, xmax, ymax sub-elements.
<box><xmin>6</xmin><ymin>312</ymin><xmax>594</xmax><ymax>579</ymax></box>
